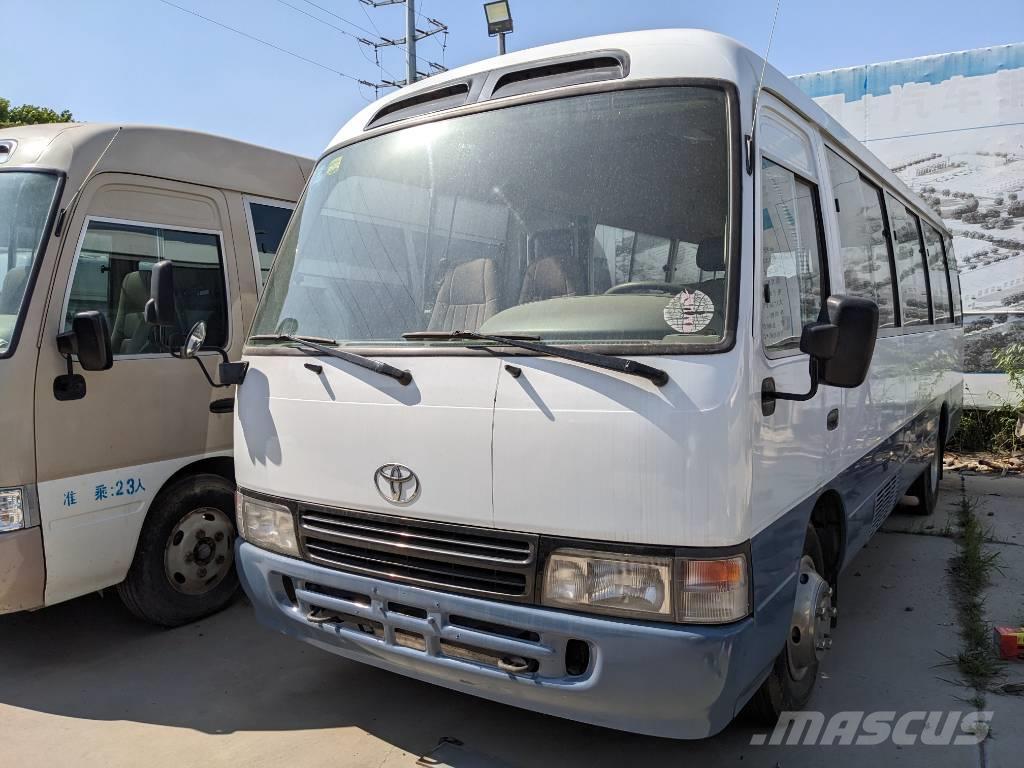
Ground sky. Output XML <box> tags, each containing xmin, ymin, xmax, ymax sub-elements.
<box><xmin>6</xmin><ymin>0</ymin><xmax>1021</xmax><ymax>159</ymax></box>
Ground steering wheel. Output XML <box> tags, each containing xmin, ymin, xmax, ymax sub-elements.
<box><xmin>604</xmin><ymin>281</ymin><xmax>678</xmax><ymax>296</ymax></box>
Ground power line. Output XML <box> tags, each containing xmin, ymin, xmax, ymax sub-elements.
<box><xmin>273</xmin><ymin>0</ymin><xmax>397</xmax><ymax>79</ymax></box>
<box><xmin>360</xmin><ymin>0</ymin><xmax>448</xmax><ymax>92</ymax></box>
<box><xmin>153</xmin><ymin>0</ymin><xmax>376</xmax><ymax>88</ymax></box>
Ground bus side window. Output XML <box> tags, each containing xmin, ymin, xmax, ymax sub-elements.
<box><xmin>825</xmin><ymin>149</ymin><xmax>898</xmax><ymax>329</ymax></box>
<box><xmin>885</xmin><ymin>194</ymin><xmax>931</xmax><ymax>326</ymax></box>
<box><xmin>944</xmin><ymin>235</ymin><xmax>963</xmax><ymax>325</ymax></box>
<box><xmin>759</xmin><ymin>158</ymin><xmax>828</xmax><ymax>355</ymax></box>
<box><xmin>923</xmin><ymin>223</ymin><xmax>952</xmax><ymax>323</ymax></box>
<box><xmin>64</xmin><ymin>219</ymin><xmax>228</xmax><ymax>355</ymax></box>
<box><xmin>246</xmin><ymin>201</ymin><xmax>294</xmax><ymax>288</ymax></box>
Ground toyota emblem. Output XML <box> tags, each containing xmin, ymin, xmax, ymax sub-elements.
<box><xmin>374</xmin><ymin>463</ymin><xmax>421</xmax><ymax>505</ymax></box>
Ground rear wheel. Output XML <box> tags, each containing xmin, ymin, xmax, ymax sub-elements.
<box><xmin>117</xmin><ymin>474</ymin><xmax>239</xmax><ymax>627</ymax></box>
<box><xmin>905</xmin><ymin>422</ymin><xmax>943</xmax><ymax>516</ymax></box>
<box><xmin>747</xmin><ymin>525</ymin><xmax>832</xmax><ymax>725</ymax></box>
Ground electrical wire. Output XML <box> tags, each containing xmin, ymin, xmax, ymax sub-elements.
<box><xmin>152</xmin><ymin>0</ymin><xmax>369</xmax><ymax>83</ymax></box>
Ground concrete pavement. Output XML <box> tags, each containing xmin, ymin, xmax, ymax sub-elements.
<box><xmin>0</xmin><ymin>475</ymin><xmax>1020</xmax><ymax>767</ymax></box>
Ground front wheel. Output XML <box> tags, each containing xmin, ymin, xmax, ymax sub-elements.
<box><xmin>117</xmin><ymin>473</ymin><xmax>239</xmax><ymax>627</ymax></box>
<box><xmin>746</xmin><ymin>525</ymin><xmax>833</xmax><ymax>725</ymax></box>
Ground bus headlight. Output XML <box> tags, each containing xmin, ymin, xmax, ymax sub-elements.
<box><xmin>541</xmin><ymin>549</ymin><xmax>750</xmax><ymax>624</ymax></box>
<box><xmin>236</xmin><ymin>492</ymin><xmax>298</xmax><ymax>557</ymax></box>
<box><xmin>542</xmin><ymin>549</ymin><xmax>673</xmax><ymax>619</ymax></box>
<box><xmin>0</xmin><ymin>488</ymin><xmax>25</xmax><ymax>532</ymax></box>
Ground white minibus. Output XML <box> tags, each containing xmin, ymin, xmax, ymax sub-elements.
<box><xmin>0</xmin><ymin>123</ymin><xmax>311</xmax><ymax>625</ymax></box>
<box><xmin>154</xmin><ymin>30</ymin><xmax>963</xmax><ymax>737</ymax></box>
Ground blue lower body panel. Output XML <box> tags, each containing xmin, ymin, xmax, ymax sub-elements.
<box><xmin>237</xmin><ymin>542</ymin><xmax>763</xmax><ymax>739</ymax></box>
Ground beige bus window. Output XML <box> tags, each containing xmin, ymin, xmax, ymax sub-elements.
<box><xmin>65</xmin><ymin>220</ymin><xmax>228</xmax><ymax>354</ymax></box>
<box><xmin>247</xmin><ymin>201</ymin><xmax>293</xmax><ymax>287</ymax></box>
<box><xmin>760</xmin><ymin>158</ymin><xmax>828</xmax><ymax>355</ymax></box>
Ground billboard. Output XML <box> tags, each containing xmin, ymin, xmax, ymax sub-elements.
<box><xmin>793</xmin><ymin>44</ymin><xmax>1024</xmax><ymax>406</ymax></box>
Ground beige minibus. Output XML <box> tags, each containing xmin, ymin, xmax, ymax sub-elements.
<box><xmin>0</xmin><ymin>123</ymin><xmax>311</xmax><ymax>625</ymax></box>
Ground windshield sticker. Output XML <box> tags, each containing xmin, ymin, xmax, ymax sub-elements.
<box><xmin>326</xmin><ymin>156</ymin><xmax>343</xmax><ymax>176</ymax></box>
<box><xmin>663</xmin><ymin>289</ymin><xmax>714</xmax><ymax>334</ymax></box>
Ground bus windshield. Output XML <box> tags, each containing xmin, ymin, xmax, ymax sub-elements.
<box><xmin>252</xmin><ymin>86</ymin><xmax>732</xmax><ymax>349</ymax></box>
<box><xmin>0</xmin><ymin>171</ymin><xmax>60</xmax><ymax>356</ymax></box>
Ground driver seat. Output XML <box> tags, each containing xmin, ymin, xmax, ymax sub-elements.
<box><xmin>110</xmin><ymin>270</ymin><xmax>156</xmax><ymax>354</ymax></box>
<box><xmin>519</xmin><ymin>229</ymin><xmax>578</xmax><ymax>304</ymax></box>
<box><xmin>0</xmin><ymin>266</ymin><xmax>28</xmax><ymax>314</ymax></box>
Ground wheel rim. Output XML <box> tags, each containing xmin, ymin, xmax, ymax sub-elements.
<box><xmin>786</xmin><ymin>555</ymin><xmax>834</xmax><ymax>682</ymax></box>
<box><xmin>164</xmin><ymin>507</ymin><xmax>235</xmax><ymax>595</ymax></box>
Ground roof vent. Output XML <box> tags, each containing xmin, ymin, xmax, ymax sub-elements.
<box><xmin>366</xmin><ymin>82</ymin><xmax>471</xmax><ymax>131</ymax></box>
<box><xmin>488</xmin><ymin>52</ymin><xmax>628</xmax><ymax>100</ymax></box>
<box><xmin>0</xmin><ymin>140</ymin><xmax>15</xmax><ymax>164</ymax></box>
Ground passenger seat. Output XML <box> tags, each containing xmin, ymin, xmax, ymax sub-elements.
<box><xmin>427</xmin><ymin>258</ymin><xmax>499</xmax><ymax>332</ymax></box>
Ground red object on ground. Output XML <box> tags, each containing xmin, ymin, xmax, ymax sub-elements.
<box><xmin>994</xmin><ymin>627</ymin><xmax>1024</xmax><ymax>660</ymax></box>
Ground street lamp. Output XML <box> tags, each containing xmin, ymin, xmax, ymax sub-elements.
<box><xmin>483</xmin><ymin>1</ymin><xmax>513</xmax><ymax>55</ymax></box>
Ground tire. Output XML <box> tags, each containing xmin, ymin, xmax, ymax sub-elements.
<box><xmin>746</xmin><ymin>525</ymin><xmax>828</xmax><ymax>725</ymax></box>
<box><xmin>905</xmin><ymin>423</ymin><xmax>943</xmax><ymax>516</ymax></box>
<box><xmin>117</xmin><ymin>473</ymin><xmax>239</xmax><ymax>627</ymax></box>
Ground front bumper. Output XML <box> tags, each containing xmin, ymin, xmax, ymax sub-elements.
<box><xmin>238</xmin><ymin>542</ymin><xmax>767</xmax><ymax>739</ymax></box>
<box><xmin>0</xmin><ymin>526</ymin><xmax>45</xmax><ymax>613</ymax></box>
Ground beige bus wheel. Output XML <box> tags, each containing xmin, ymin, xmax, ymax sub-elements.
<box><xmin>118</xmin><ymin>473</ymin><xmax>239</xmax><ymax>627</ymax></box>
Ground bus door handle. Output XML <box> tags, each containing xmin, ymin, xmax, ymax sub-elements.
<box><xmin>210</xmin><ymin>398</ymin><xmax>234</xmax><ymax>414</ymax></box>
<box><xmin>827</xmin><ymin>409</ymin><xmax>840</xmax><ymax>431</ymax></box>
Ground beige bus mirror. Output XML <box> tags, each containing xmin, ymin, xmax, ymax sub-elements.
<box><xmin>145</xmin><ymin>260</ymin><xmax>176</xmax><ymax>327</ymax></box>
<box><xmin>53</xmin><ymin>311</ymin><xmax>113</xmax><ymax>401</ymax></box>
<box><xmin>177</xmin><ymin>320</ymin><xmax>248</xmax><ymax>389</ymax></box>
<box><xmin>57</xmin><ymin>311</ymin><xmax>113</xmax><ymax>372</ymax></box>
<box><xmin>182</xmin><ymin>321</ymin><xmax>206</xmax><ymax>360</ymax></box>
<box><xmin>761</xmin><ymin>295</ymin><xmax>879</xmax><ymax>416</ymax></box>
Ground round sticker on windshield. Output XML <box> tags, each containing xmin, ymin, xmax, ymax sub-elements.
<box><xmin>663</xmin><ymin>289</ymin><xmax>714</xmax><ymax>334</ymax></box>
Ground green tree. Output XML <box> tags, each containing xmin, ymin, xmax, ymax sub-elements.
<box><xmin>0</xmin><ymin>97</ymin><xmax>74</xmax><ymax>128</ymax></box>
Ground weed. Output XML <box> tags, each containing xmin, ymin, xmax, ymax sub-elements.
<box><xmin>948</xmin><ymin>477</ymin><xmax>1004</xmax><ymax>689</ymax></box>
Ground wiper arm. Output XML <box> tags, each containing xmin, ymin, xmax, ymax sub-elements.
<box><xmin>402</xmin><ymin>330</ymin><xmax>669</xmax><ymax>387</ymax></box>
<box><xmin>249</xmin><ymin>334</ymin><xmax>412</xmax><ymax>386</ymax></box>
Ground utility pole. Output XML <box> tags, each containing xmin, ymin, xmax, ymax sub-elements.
<box><xmin>405</xmin><ymin>0</ymin><xmax>417</xmax><ymax>86</ymax></box>
<box><xmin>360</xmin><ymin>0</ymin><xmax>448</xmax><ymax>93</ymax></box>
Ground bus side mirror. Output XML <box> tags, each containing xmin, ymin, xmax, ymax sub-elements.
<box><xmin>145</xmin><ymin>260</ymin><xmax>176</xmax><ymax>327</ymax></box>
<box><xmin>56</xmin><ymin>311</ymin><xmax>113</xmax><ymax>372</ymax></box>
<box><xmin>761</xmin><ymin>295</ymin><xmax>878</xmax><ymax>415</ymax></box>
<box><xmin>820</xmin><ymin>295</ymin><xmax>878</xmax><ymax>389</ymax></box>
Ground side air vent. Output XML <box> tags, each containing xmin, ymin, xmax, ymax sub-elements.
<box><xmin>488</xmin><ymin>52</ymin><xmax>628</xmax><ymax>100</ymax></box>
<box><xmin>365</xmin><ymin>81</ymin><xmax>471</xmax><ymax>130</ymax></box>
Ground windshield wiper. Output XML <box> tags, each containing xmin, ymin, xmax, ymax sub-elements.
<box><xmin>249</xmin><ymin>334</ymin><xmax>412</xmax><ymax>386</ymax></box>
<box><xmin>402</xmin><ymin>330</ymin><xmax>668</xmax><ymax>387</ymax></box>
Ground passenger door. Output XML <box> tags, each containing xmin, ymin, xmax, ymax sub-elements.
<box><xmin>33</xmin><ymin>175</ymin><xmax>242</xmax><ymax>605</ymax></box>
<box><xmin>751</xmin><ymin>101</ymin><xmax>842</xmax><ymax>536</ymax></box>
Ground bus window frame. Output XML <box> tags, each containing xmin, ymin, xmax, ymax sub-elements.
<box><xmin>246</xmin><ymin>78</ymin><xmax>744</xmax><ymax>359</ymax></box>
<box><xmin>59</xmin><ymin>215</ymin><xmax>232</xmax><ymax>360</ymax></box>
<box><xmin>0</xmin><ymin>167</ymin><xmax>66</xmax><ymax>360</ymax></box>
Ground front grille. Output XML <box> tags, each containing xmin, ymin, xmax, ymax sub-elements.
<box><xmin>297</xmin><ymin>504</ymin><xmax>538</xmax><ymax>602</ymax></box>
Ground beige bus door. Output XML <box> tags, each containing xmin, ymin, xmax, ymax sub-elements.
<box><xmin>33</xmin><ymin>175</ymin><xmax>244</xmax><ymax>606</ymax></box>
